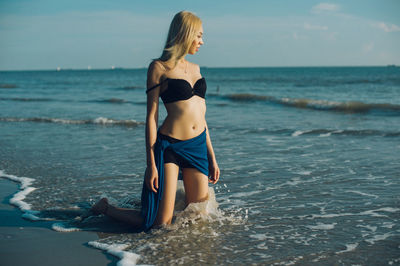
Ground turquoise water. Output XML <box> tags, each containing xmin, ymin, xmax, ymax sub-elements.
<box><xmin>1</xmin><ymin>66</ymin><xmax>399</xmax><ymax>264</ymax></box>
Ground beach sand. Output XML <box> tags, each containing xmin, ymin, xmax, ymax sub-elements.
<box><xmin>0</xmin><ymin>178</ymin><xmax>118</xmax><ymax>266</ymax></box>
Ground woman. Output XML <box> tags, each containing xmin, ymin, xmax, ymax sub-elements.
<box><xmin>91</xmin><ymin>10</ymin><xmax>220</xmax><ymax>231</ymax></box>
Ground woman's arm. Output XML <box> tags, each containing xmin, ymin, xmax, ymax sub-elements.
<box><xmin>205</xmin><ymin>120</ymin><xmax>220</xmax><ymax>184</ymax></box>
<box><xmin>145</xmin><ymin>60</ymin><xmax>164</xmax><ymax>192</ymax></box>
<box><xmin>205</xmin><ymin>121</ymin><xmax>216</xmax><ymax>163</ymax></box>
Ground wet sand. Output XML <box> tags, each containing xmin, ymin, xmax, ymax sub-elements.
<box><xmin>0</xmin><ymin>178</ymin><xmax>118</xmax><ymax>266</ymax></box>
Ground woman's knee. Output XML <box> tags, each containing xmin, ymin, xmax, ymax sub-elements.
<box><xmin>154</xmin><ymin>214</ymin><xmax>173</xmax><ymax>226</ymax></box>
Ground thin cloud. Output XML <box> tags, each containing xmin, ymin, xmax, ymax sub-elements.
<box><xmin>311</xmin><ymin>3</ymin><xmax>340</xmax><ymax>13</ymax></box>
<box><xmin>376</xmin><ymin>22</ymin><xmax>400</xmax><ymax>32</ymax></box>
<box><xmin>324</xmin><ymin>32</ymin><xmax>338</xmax><ymax>41</ymax></box>
<box><xmin>292</xmin><ymin>32</ymin><xmax>307</xmax><ymax>40</ymax></box>
<box><xmin>362</xmin><ymin>42</ymin><xmax>374</xmax><ymax>53</ymax></box>
<box><xmin>304</xmin><ymin>22</ymin><xmax>328</xmax><ymax>31</ymax></box>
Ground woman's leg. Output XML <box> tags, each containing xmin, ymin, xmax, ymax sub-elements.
<box><xmin>91</xmin><ymin>198</ymin><xmax>143</xmax><ymax>227</ymax></box>
<box><xmin>153</xmin><ymin>162</ymin><xmax>180</xmax><ymax>225</ymax></box>
<box><xmin>182</xmin><ymin>168</ymin><xmax>209</xmax><ymax>206</ymax></box>
<box><xmin>91</xmin><ymin>163</ymin><xmax>179</xmax><ymax>227</ymax></box>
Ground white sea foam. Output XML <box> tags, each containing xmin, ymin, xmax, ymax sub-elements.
<box><xmin>346</xmin><ymin>190</ymin><xmax>379</xmax><ymax>198</ymax></box>
<box><xmin>249</xmin><ymin>233</ymin><xmax>268</xmax><ymax>241</ymax></box>
<box><xmin>0</xmin><ymin>116</ymin><xmax>143</xmax><ymax>127</ymax></box>
<box><xmin>348</xmin><ymin>168</ymin><xmax>356</xmax><ymax>174</ymax></box>
<box><xmin>88</xmin><ymin>241</ymin><xmax>140</xmax><ymax>266</ymax></box>
<box><xmin>10</xmin><ymin>186</ymin><xmax>37</xmax><ymax>210</ymax></box>
<box><xmin>382</xmin><ymin>222</ymin><xmax>395</xmax><ymax>229</ymax></box>
<box><xmin>248</xmin><ymin>169</ymin><xmax>263</xmax><ymax>175</ymax></box>
<box><xmin>319</xmin><ymin>132</ymin><xmax>331</xmax><ymax>137</ymax></box>
<box><xmin>0</xmin><ymin>169</ymin><xmax>40</xmax><ymax>220</ymax></box>
<box><xmin>365</xmin><ymin>232</ymin><xmax>393</xmax><ymax>244</ymax></box>
<box><xmin>359</xmin><ymin>210</ymin><xmax>387</xmax><ymax>217</ymax></box>
<box><xmin>297</xmin><ymin>170</ymin><xmax>312</xmax><ymax>175</ymax></box>
<box><xmin>161</xmin><ymin>181</ymin><xmax>245</xmax><ymax>230</ymax></box>
<box><xmin>336</xmin><ymin>243</ymin><xmax>359</xmax><ymax>254</ymax></box>
<box><xmin>232</xmin><ymin>190</ymin><xmax>262</xmax><ymax>198</ymax></box>
<box><xmin>373</xmin><ymin>207</ymin><xmax>400</xmax><ymax>213</ymax></box>
<box><xmin>308</xmin><ymin>207</ymin><xmax>399</xmax><ymax>220</ymax></box>
<box><xmin>292</xmin><ymin>130</ymin><xmax>306</xmax><ymax>137</ymax></box>
<box><xmin>51</xmin><ymin>222</ymin><xmax>81</xmax><ymax>232</ymax></box>
<box><xmin>357</xmin><ymin>224</ymin><xmax>377</xmax><ymax>232</ymax></box>
<box><xmin>307</xmin><ymin>222</ymin><xmax>337</xmax><ymax>230</ymax></box>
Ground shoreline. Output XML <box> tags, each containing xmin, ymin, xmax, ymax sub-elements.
<box><xmin>0</xmin><ymin>178</ymin><xmax>118</xmax><ymax>266</ymax></box>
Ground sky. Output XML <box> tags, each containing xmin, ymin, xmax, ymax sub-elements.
<box><xmin>0</xmin><ymin>0</ymin><xmax>399</xmax><ymax>70</ymax></box>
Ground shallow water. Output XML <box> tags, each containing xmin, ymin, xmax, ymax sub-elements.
<box><xmin>1</xmin><ymin>66</ymin><xmax>399</xmax><ymax>264</ymax></box>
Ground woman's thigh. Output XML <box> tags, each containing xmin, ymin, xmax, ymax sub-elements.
<box><xmin>182</xmin><ymin>168</ymin><xmax>209</xmax><ymax>205</ymax></box>
<box><xmin>154</xmin><ymin>162</ymin><xmax>179</xmax><ymax>225</ymax></box>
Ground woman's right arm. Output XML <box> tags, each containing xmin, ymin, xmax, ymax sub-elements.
<box><xmin>145</xmin><ymin>60</ymin><xmax>164</xmax><ymax>192</ymax></box>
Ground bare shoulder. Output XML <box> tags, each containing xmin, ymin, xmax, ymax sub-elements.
<box><xmin>148</xmin><ymin>60</ymin><xmax>166</xmax><ymax>73</ymax></box>
<box><xmin>147</xmin><ymin>60</ymin><xmax>166</xmax><ymax>83</ymax></box>
<box><xmin>147</xmin><ymin>60</ymin><xmax>168</xmax><ymax>93</ymax></box>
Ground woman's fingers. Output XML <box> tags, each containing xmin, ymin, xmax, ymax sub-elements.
<box><xmin>154</xmin><ymin>176</ymin><xmax>159</xmax><ymax>190</ymax></box>
<box><xmin>150</xmin><ymin>176</ymin><xmax>158</xmax><ymax>193</ymax></box>
<box><xmin>145</xmin><ymin>173</ymin><xmax>158</xmax><ymax>193</ymax></box>
<box><xmin>207</xmin><ymin>166</ymin><xmax>220</xmax><ymax>184</ymax></box>
<box><xmin>214</xmin><ymin>168</ymin><xmax>220</xmax><ymax>184</ymax></box>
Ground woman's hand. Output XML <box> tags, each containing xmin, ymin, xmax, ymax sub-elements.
<box><xmin>145</xmin><ymin>165</ymin><xmax>159</xmax><ymax>193</ymax></box>
<box><xmin>208</xmin><ymin>159</ymin><xmax>220</xmax><ymax>184</ymax></box>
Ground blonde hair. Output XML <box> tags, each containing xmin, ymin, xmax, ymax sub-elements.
<box><xmin>153</xmin><ymin>11</ymin><xmax>202</xmax><ymax>69</ymax></box>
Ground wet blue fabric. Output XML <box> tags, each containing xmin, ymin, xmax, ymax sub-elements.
<box><xmin>140</xmin><ymin>127</ymin><xmax>209</xmax><ymax>231</ymax></box>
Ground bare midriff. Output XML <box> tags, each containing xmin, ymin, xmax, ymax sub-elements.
<box><xmin>158</xmin><ymin>96</ymin><xmax>206</xmax><ymax>140</ymax></box>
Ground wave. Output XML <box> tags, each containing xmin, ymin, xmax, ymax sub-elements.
<box><xmin>114</xmin><ymin>85</ymin><xmax>144</xmax><ymax>91</ymax></box>
<box><xmin>291</xmin><ymin>129</ymin><xmax>400</xmax><ymax>137</ymax></box>
<box><xmin>88</xmin><ymin>241</ymin><xmax>140</xmax><ymax>265</ymax></box>
<box><xmin>0</xmin><ymin>83</ymin><xmax>17</xmax><ymax>88</ymax></box>
<box><xmin>90</xmin><ymin>98</ymin><xmax>132</xmax><ymax>104</ymax></box>
<box><xmin>217</xmin><ymin>93</ymin><xmax>400</xmax><ymax>114</ymax></box>
<box><xmin>78</xmin><ymin>181</ymin><xmax>243</xmax><ymax>265</ymax></box>
<box><xmin>0</xmin><ymin>116</ymin><xmax>144</xmax><ymax>127</ymax></box>
<box><xmin>0</xmin><ymin>169</ymin><xmax>41</xmax><ymax>220</ymax></box>
<box><xmin>278</xmin><ymin>97</ymin><xmax>400</xmax><ymax>114</ymax></box>
<box><xmin>0</xmin><ymin>97</ymin><xmax>138</xmax><ymax>105</ymax></box>
<box><xmin>293</xmin><ymin>77</ymin><xmax>400</xmax><ymax>87</ymax></box>
<box><xmin>230</xmin><ymin>127</ymin><xmax>400</xmax><ymax>137</ymax></box>
<box><xmin>224</xmin><ymin>93</ymin><xmax>272</xmax><ymax>101</ymax></box>
<box><xmin>208</xmin><ymin>75</ymin><xmax>400</xmax><ymax>86</ymax></box>
<box><xmin>0</xmin><ymin>97</ymin><xmax>53</xmax><ymax>102</ymax></box>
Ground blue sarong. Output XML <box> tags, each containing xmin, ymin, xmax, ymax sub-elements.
<box><xmin>140</xmin><ymin>127</ymin><xmax>209</xmax><ymax>231</ymax></box>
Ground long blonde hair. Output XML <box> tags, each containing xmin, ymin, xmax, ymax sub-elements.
<box><xmin>154</xmin><ymin>11</ymin><xmax>202</xmax><ymax>69</ymax></box>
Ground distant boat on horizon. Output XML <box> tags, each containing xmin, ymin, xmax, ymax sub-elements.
<box><xmin>387</xmin><ymin>64</ymin><xmax>397</xmax><ymax>68</ymax></box>
<box><xmin>110</xmin><ymin>66</ymin><xmax>124</xmax><ymax>70</ymax></box>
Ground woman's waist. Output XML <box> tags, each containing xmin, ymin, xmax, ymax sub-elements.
<box><xmin>159</xmin><ymin>118</ymin><xmax>206</xmax><ymax>141</ymax></box>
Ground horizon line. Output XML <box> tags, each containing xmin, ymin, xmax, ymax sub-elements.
<box><xmin>0</xmin><ymin>64</ymin><xmax>398</xmax><ymax>72</ymax></box>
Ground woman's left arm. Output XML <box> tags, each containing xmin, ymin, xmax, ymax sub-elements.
<box><xmin>205</xmin><ymin>121</ymin><xmax>220</xmax><ymax>184</ymax></box>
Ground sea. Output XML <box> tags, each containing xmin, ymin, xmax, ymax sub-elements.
<box><xmin>1</xmin><ymin>66</ymin><xmax>399</xmax><ymax>265</ymax></box>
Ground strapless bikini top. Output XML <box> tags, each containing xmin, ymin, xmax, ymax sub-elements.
<box><xmin>146</xmin><ymin>77</ymin><xmax>207</xmax><ymax>103</ymax></box>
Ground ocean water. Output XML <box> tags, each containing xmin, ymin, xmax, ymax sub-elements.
<box><xmin>1</xmin><ymin>66</ymin><xmax>399</xmax><ymax>265</ymax></box>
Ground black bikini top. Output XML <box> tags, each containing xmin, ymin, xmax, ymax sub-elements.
<box><xmin>146</xmin><ymin>77</ymin><xmax>207</xmax><ymax>103</ymax></box>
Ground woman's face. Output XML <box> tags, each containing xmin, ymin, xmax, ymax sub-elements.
<box><xmin>188</xmin><ymin>25</ymin><xmax>204</xmax><ymax>55</ymax></box>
